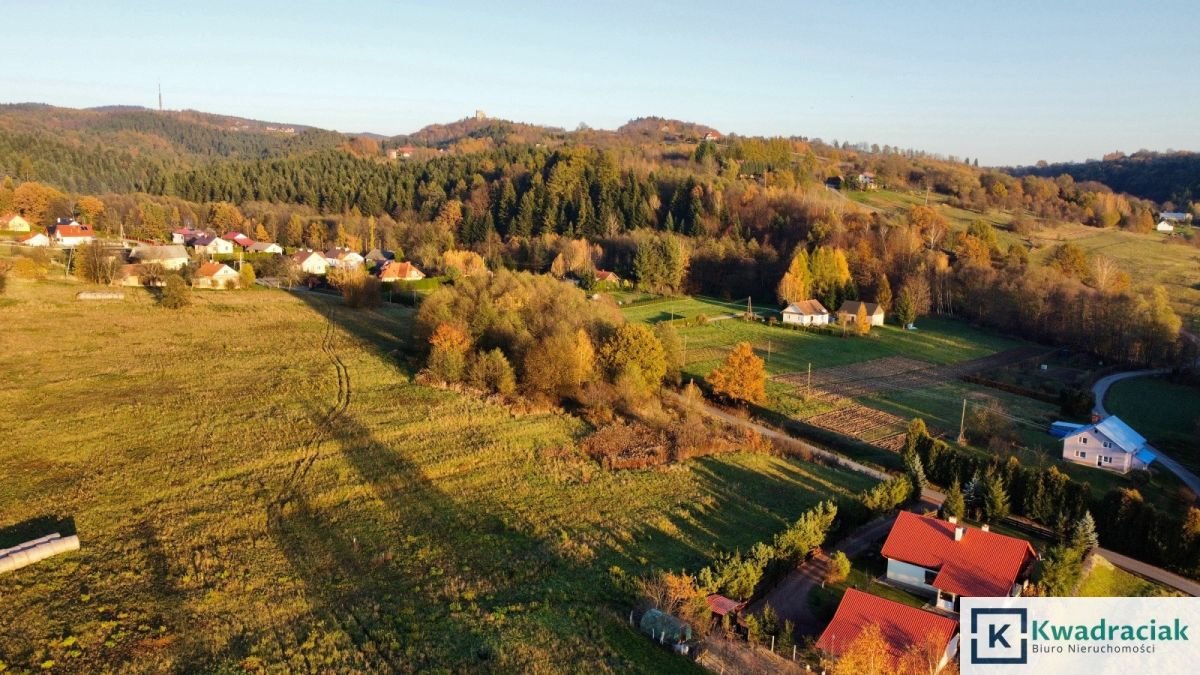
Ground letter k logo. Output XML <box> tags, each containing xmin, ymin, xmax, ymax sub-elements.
<box><xmin>988</xmin><ymin>623</ymin><xmax>1011</xmax><ymax>649</ymax></box>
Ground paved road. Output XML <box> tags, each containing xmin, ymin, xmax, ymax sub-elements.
<box><xmin>1091</xmin><ymin>369</ymin><xmax>1200</xmax><ymax>497</ymax></box>
<box><xmin>679</xmin><ymin>392</ymin><xmax>1200</xmax><ymax>597</ymax></box>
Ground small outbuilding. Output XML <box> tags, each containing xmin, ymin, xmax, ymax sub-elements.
<box><xmin>836</xmin><ymin>300</ymin><xmax>885</xmax><ymax>326</ymax></box>
<box><xmin>639</xmin><ymin>608</ymin><xmax>693</xmax><ymax>645</ymax></box>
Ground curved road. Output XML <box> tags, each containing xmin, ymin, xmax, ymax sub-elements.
<box><xmin>1091</xmin><ymin>370</ymin><xmax>1200</xmax><ymax>497</ymax></box>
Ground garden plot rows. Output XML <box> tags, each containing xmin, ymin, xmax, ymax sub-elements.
<box><xmin>805</xmin><ymin>404</ymin><xmax>908</xmax><ymax>445</ymax></box>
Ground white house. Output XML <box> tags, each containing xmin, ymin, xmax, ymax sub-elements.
<box><xmin>192</xmin><ymin>262</ymin><xmax>239</xmax><ymax>289</ymax></box>
<box><xmin>880</xmin><ymin>511</ymin><xmax>1037</xmax><ymax>613</ymax></box>
<box><xmin>18</xmin><ymin>232</ymin><xmax>50</xmax><ymax>247</ymax></box>
<box><xmin>324</xmin><ymin>248</ymin><xmax>365</xmax><ymax>269</ymax></box>
<box><xmin>292</xmin><ymin>250</ymin><xmax>329</xmax><ymax>275</ymax></box>
<box><xmin>836</xmin><ymin>300</ymin><xmax>885</xmax><ymax>326</ymax></box>
<box><xmin>50</xmin><ymin>223</ymin><xmax>95</xmax><ymax>247</ymax></box>
<box><xmin>781</xmin><ymin>299</ymin><xmax>829</xmax><ymax>326</ymax></box>
<box><xmin>248</xmin><ymin>241</ymin><xmax>283</xmax><ymax>254</ymax></box>
<box><xmin>1157</xmin><ymin>220</ymin><xmax>1175</xmax><ymax>233</ymax></box>
<box><xmin>191</xmin><ymin>234</ymin><xmax>235</xmax><ymax>256</ymax></box>
<box><xmin>1</xmin><ymin>213</ymin><xmax>31</xmax><ymax>232</ymax></box>
<box><xmin>1062</xmin><ymin>415</ymin><xmax>1156</xmax><ymax>474</ymax></box>
<box><xmin>130</xmin><ymin>244</ymin><xmax>190</xmax><ymax>271</ymax></box>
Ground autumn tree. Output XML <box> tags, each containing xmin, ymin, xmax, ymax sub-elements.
<box><xmin>855</xmin><ymin>303</ymin><xmax>871</xmax><ymax>336</ymax></box>
<box><xmin>831</xmin><ymin>623</ymin><xmax>894</xmax><ymax>675</ymax></box>
<box><xmin>427</xmin><ymin>323</ymin><xmax>472</xmax><ymax>383</ymax></box>
<box><xmin>876</xmin><ymin>272</ymin><xmax>892</xmax><ymax>312</ymax></box>
<box><xmin>74</xmin><ymin>196</ymin><xmax>105</xmax><ymax>224</ymax></box>
<box><xmin>76</xmin><ymin>240</ymin><xmax>120</xmax><ymax>284</ymax></box>
<box><xmin>708</xmin><ymin>342</ymin><xmax>765</xmax><ymax>405</ymax></box>
<box><xmin>825</xmin><ymin>551</ymin><xmax>851</xmax><ymax>585</ymax></box>
<box><xmin>441</xmin><ymin>249</ymin><xmax>488</xmax><ymax>278</ymax></box>
<box><xmin>160</xmin><ymin>274</ymin><xmax>190</xmax><ymax>309</ymax></box>
<box><xmin>777</xmin><ymin>247</ymin><xmax>812</xmax><ymax>304</ymax></box>
<box><xmin>239</xmin><ymin>262</ymin><xmax>256</xmax><ymax>289</ymax></box>
<box><xmin>468</xmin><ymin>348</ymin><xmax>516</xmax><ymax>395</ymax></box>
<box><xmin>599</xmin><ymin>323</ymin><xmax>667</xmax><ymax>393</ymax></box>
<box><xmin>897</xmin><ymin>629</ymin><xmax>955</xmax><ymax>675</ymax></box>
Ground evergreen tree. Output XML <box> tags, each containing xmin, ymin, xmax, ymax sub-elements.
<box><xmin>903</xmin><ymin>449</ymin><xmax>927</xmax><ymax>498</ymax></box>
<box><xmin>942</xmin><ymin>479</ymin><xmax>966</xmax><ymax>519</ymax></box>
<box><xmin>982</xmin><ymin>473</ymin><xmax>1011</xmax><ymax>523</ymax></box>
<box><xmin>1070</xmin><ymin>511</ymin><xmax>1099</xmax><ymax>552</ymax></box>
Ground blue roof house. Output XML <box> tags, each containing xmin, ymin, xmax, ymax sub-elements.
<box><xmin>1061</xmin><ymin>416</ymin><xmax>1156</xmax><ymax>474</ymax></box>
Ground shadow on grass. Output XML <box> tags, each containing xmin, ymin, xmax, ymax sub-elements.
<box><xmin>0</xmin><ymin>514</ymin><xmax>76</xmax><ymax>550</ymax></box>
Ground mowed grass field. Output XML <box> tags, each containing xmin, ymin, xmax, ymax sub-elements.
<box><xmin>0</xmin><ymin>280</ymin><xmax>878</xmax><ymax>673</ymax></box>
<box><xmin>1106</xmin><ymin>376</ymin><xmax>1200</xmax><ymax>474</ymax></box>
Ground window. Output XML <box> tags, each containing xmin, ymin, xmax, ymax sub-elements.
<box><xmin>1081</xmin><ymin>437</ymin><xmax>1088</xmax><ymax>444</ymax></box>
<box><xmin>1078</xmin><ymin>451</ymin><xmax>1087</xmax><ymax>459</ymax></box>
<box><xmin>1103</xmin><ymin>456</ymin><xmax>1112</xmax><ymax>464</ymax></box>
<box><xmin>1103</xmin><ymin>441</ymin><xmax>1112</xmax><ymax>449</ymax></box>
<box><xmin>924</xmin><ymin>569</ymin><xmax>938</xmax><ymax>585</ymax></box>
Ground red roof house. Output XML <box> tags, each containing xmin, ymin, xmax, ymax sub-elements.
<box><xmin>594</xmin><ymin>269</ymin><xmax>622</xmax><ymax>284</ymax></box>
<box><xmin>816</xmin><ymin>589</ymin><xmax>958</xmax><ymax>670</ymax></box>
<box><xmin>379</xmin><ymin>260</ymin><xmax>425</xmax><ymax>282</ymax></box>
<box><xmin>880</xmin><ymin>512</ymin><xmax>1037</xmax><ymax>612</ymax></box>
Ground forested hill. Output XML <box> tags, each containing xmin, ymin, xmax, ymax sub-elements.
<box><xmin>1011</xmin><ymin>151</ymin><xmax>1200</xmax><ymax>205</ymax></box>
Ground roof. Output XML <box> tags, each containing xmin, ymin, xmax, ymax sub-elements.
<box><xmin>816</xmin><ymin>589</ymin><xmax>957</xmax><ymax>658</ymax></box>
<box><xmin>881</xmin><ymin>511</ymin><xmax>1036</xmax><ymax>597</ymax></box>
<box><xmin>837</xmin><ymin>300</ymin><xmax>882</xmax><ymax>315</ymax></box>
<box><xmin>196</xmin><ymin>262</ymin><xmax>235</xmax><ymax>278</ymax></box>
<box><xmin>364</xmin><ymin>248</ymin><xmax>392</xmax><ymax>261</ymax></box>
<box><xmin>705</xmin><ymin>594</ymin><xmax>745</xmax><ymax>617</ymax></box>
<box><xmin>54</xmin><ymin>224</ymin><xmax>93</xmax><ymax>237</ymax></box>
<box><xmin>595</xmin><ymin>270</ymin><xmax>621</xmax><ymax>282</ymax></box>
<box><xmin>783</xmin><ymin>299</ymin><xmax>828</xmax><ymax>315</ymax></box>
<box><xmin>380</xmin><ymin>261</ymin><xmax>422</xmax><ymax>279</ymax></box>
<box><xmin>18</xmin><ymin>232</ymin><xmax>47</xmax><ymax>242</ymax></box>
<box><xmin>132</xmin><ymin>244</ymin><xmax>188</xmax><ymax>261</ymax></box>
<box><xmin>1136</xmin><ymin>449</ymin><xmax>1158</xmax><ymax>465</ymax></box>
<box><xmin>1066</xmin><ymin>415</ymin><xmax>1147</xmax><ymax>454</ymax></box>
<box><xmin>1160</xmin><ymin>212</ymin><xmax>1191</xmax><ymax>221</ymax></box>
<box><xmin>248</xmin><ymin>241</ymin><xmax>280</xmax><ymax>252</ymax></box>
<box><xmin>191</xmin><ymin>234</ymin><xmax>218</xmax><ymax>246</ymax></box>
<box><xmin>292</xmin><ymin>250</ymin><xmax>325</xmax><ymax>264</ymax></box>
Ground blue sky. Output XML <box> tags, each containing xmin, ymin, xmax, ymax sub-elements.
<box><xmin>3</xmin><ymin>0</ymin><xmax>1197</xmax><ymax>165</ymax></box>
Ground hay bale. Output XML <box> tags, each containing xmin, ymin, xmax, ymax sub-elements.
<box><xmin>76</xmin><ymin>291</ymin><xmax>125</xmax><ymax>301</ymax></box>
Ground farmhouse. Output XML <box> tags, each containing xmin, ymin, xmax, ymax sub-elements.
<box><xmin>817</xmin><ymin>589</ymin><xmax>959</xmax><ymax>672</ymax></box>
<box><xmin>325</xmin><ymin>248</ymin><xmax>365</xmax><ymax>269</ymax></box>
<box><xmin>192</xmin><ymin>262</ymin><xmax>239</xmax><ymax>289</ymax></box>
<box><xmin>248</xmin><ymin>241</ymin><xmax>283</xmax><ymax>254</ymax></box>
<box><xmin>1061</xmin><ymin>415</ymin><xmax>1156</xmax><ymax>474</ymax></box>
<box><xmin>379</xmin><ymin>260</ymin><xmax>424</xmax><ymax>282</ymax></box>
<box><xmin>595</xmin><ymin>269</ymin><xmax>622</xmax><ymax>285</ymax></box>
<box><xmin>781</xmin><ymin>299</ymin><xmax>829</xmax><ymax>326</ymax></box>
<box><xmin>880</xmin><ymin>512</ymin><xmax>1036</xmax><ymax>613</ymax></box>
<box><xmin>50</xmin><ymin>222</ymin><xmax>94</xmax><ymax>247</ymax></box>
<box><xmin>130</xmin><ymin>244</ymin><xmax>190</xmax><ymax>270</ymax></box>
<box><xmin>1</xmin><ymin>213</ymin><xmax>31</xmax><ymax>232</ymax></box>
<box><xmin>836</xmin><ymin>300</ymin><xmax>885</xmax><ymax>326</ymax></box>
<box><xmin>192</xmin><ymin>234</ymin><xmax>235</xmax><ymax>256</ymax></box>
<box><xmin>18</xmin><ymin>232</ymin><xmax>50</xmax><ymax>247</ymax></box>
<box><xmin>292</xmin><ymin>250</ymin><xmax>330</xmax><ymax>275</ymax></box>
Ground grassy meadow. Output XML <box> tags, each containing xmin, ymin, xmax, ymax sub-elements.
<box><xmin>1106</xmin><ymin>376</ymin><xmax>1200</xmax><ymax>474</ymax></box>
<box><xmin>1077</xmin><ymin>556</ymin><xmax>1181</xmax><ymax>598</ymax></box>
<box><xmin>0</xmin><ymin>279</ymin><xmax>878</xmax><ymax>673</ymax></box>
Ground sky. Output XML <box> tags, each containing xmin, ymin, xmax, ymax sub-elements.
<box><xmin>3</xmin><ymin>0</ymin><xmax>1198</xmax><ymax>166</ymax></box>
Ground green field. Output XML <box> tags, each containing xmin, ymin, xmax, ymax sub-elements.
<box><xmin>1077</xmin><ymin>556</ymin><xmax>1181</xmax><ymax>597</ymax></box>
<box><xmin>1106</xmin><ymin>376</ymin><xmax>1200</xmax><ymax>474</ymax></box>
<box><xmin>0</xmin><ymin>280</ymin><xmax>879</xmax><ymax>673</ymax></box>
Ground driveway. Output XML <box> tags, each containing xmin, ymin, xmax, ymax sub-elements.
<box><xmin>1091</xmin><ymin>370</ymin><xmax>1200</xmax><ymax>497</ymax></box>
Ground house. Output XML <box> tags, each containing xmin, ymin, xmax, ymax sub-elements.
<box><xmin>115</xmin><ymin>264</ymin><xmax>166</xmax><ymax>288</ymax></box>
<box><xmin>836</xmin><ymin>300</ymin><xmax>885</xmax><ymax>326</ymax></box>
<box><xmin>248</xmin><ymin>241</ymin><xmax>283</xmax><ymax>254</ymax></box>
<box><xmin>702</xmin><ymin>131</ymin><xmax>721</xmax><ymax>142</ymax></box>
<box><xmin>816</xmin><ymin>589</ymin><xmax>959</xmax><ymax>673</ymax></box>
<box><xmin>881</xmin><ymin>512</ymin><xmax>1037</xmax><ymax>613</ymax></box>
<box><xmin>1</xmin><ymin>213</ymin><xmax>31</xmax><ymax>232</ymax></box>
<box><xmin>18</xmin><ymin>232</ymin><xmax>50</xmax><ymax>247</ymax></box>
<box><xmin>192</xmin><ymin>262</ymin><xmax>239</xmax><ymax>289</ymax></box>
<box><xmin>324</xmin><ymin>248</ymin><xmax>365</xmax><ymax>269</ymax></box>
<box><xmin>172</xmin><ymin>227</ymin><xmax>200</xmax><ymax>245</ymax></box>
<box><xmin>594</xmin><ymin>269</ymin><xmax>622</xmax><ymax>286</ymax></box>
<box><xmin>364</xmin><ymin>248</ymin><xmax>393</xmax><ymax>265</ymax></box>
<box><xmin>224</xmin><ymin>233</ymin><xmax>256</xmax><ymax>250</ymax></box>
<box><xmin>1159</xmin><ymin>212</ymin><xmax>1193</xmax><ymax>224</ymax></box>
<box><xmin>1061</xmin><ymin>415</ymin><xmax>1156</xmax><ymax>474</ymax></box>
<box><xmin>292</xmin><ymin>250</ymin><xmax>330</xmax><ymax>276</ymax></box>
<box><xmin>191</xmin><ymin>234</ymin><xmax>235</xmax><ymax>256</ymax></box>
<box><xmin>781</xmin><ymin>299</ymin><xmax>830</xmax><ymax>326</ymax></box>
<box><xmin>856</xmin><ymin>172</ymin><xmax>877</xmax><ymax>190</ymax></box>
<box><xmin>130</xmin><ymin>244</ymin><xmax>190</xmax><ymax>270</ymax></box>
<box><xmin>50</xmin><ymin>222</ymin><xmax>95</xmax><ymax>247</ymax></box>
<box><xmin>379</xmin><ymin>260</ymin><xmax>425</xmax><ymax>282</ymax></box>
<box><xmin>1157</xmin><ymin>220</ymin><xmax>1175</xmax><ymax>233</ymax></box>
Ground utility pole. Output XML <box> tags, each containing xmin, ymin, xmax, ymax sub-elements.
<box><xmin>957</xmin><ymin>398</ymin><xmax>968</xmax><ymax>444</ymax></box>
<box><xmin>807</xmin><ymin>362</ymin><xmax>812</xmax><ymax>398</ymax></box>
<box><xmin>767</xmin><ymin>338</ymin><xmax>772</xmax><ymax>364</ymax></box>
<box><xmin>746</xmin><ymin>296</ymin><xmax>752</xmax><ymax>320</ymax></box>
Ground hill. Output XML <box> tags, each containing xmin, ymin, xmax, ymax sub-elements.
<box><xmin>1011</xmin><ymin>150</ymin><xmax>1200</xmax><ymax>206</ymax></box>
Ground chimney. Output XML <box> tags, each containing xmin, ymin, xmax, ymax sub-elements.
<box><xmin>954</xmin><ymin>526</ymin><xmax>965</xmax><ymax>542</ymax></box>
<box><xmin>947</xmin><ymin>516</ymin><xmax>958</xmax><ymax>525</ymax></box>
<box><xmin>981</xmin><ymin>524</ymin><xmax>990</xmax><ymax>532</ymax></box>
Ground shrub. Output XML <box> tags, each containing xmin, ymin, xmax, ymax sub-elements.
<box><xmin>825</xmin><ymin>551</ymin><xmax>850</xmax><ymax>585</ymax></box>
<box><xmin>0</xmin><ymin>260</ymin><xmax>8</xmax><ymax>294</ymax></box>
<box><xmin>160</xmin><ymin>274</ymin><xmax>190</xmax><ymax>309</ymax></box>
<box><xmin>331</xmin><ymin>267</ymin><xmax>381</xmax><ymax>309</ymax></box>
<box><xmin>427</xmin><ymin>323</ymin><xmax>471</xmax><ymax>383</ymax></box>
<box><xmin>468</xmin><ymin>349</ymin><xmax>516</xmax><ymax>395</ymax></box>
<box><xmin>239</xmin><ymin>262</ymin><xmax>256</xmax><ymax>289</ymax></box>
<box><xmin>13</xmin><ymin>256</ymin><xmax>47</xmax><ymax>280</ymax></box>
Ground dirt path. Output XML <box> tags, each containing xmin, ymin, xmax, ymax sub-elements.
<box><xmin>751</xmin><ymin>515</ymin><xmax>897</xmax><ymax>638</ymax></box>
